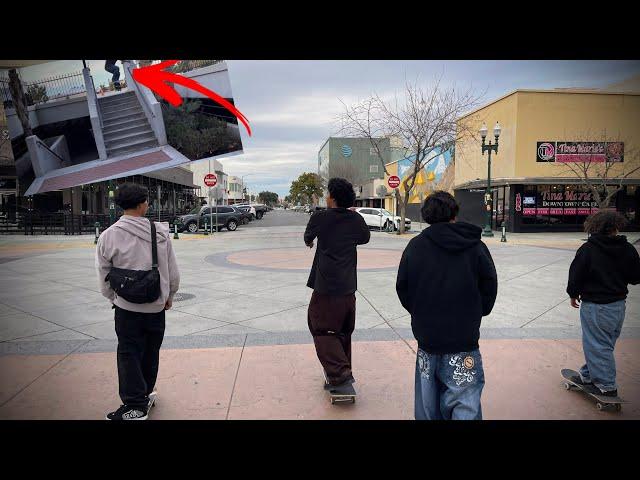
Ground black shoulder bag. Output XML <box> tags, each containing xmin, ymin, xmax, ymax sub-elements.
<box><xmin>105</xmin><ymin>218</ymin><xmax>161</xmax><ymax>304</ymax></box>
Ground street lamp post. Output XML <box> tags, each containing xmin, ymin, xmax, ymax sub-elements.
<box><xmin>479</xmin><ymin>121</ymin><xmax>501</xmax><ymax>237</ymax></box>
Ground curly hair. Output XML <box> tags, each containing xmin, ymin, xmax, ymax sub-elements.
<box><xmin>584</xmin><ymin>210</ymin><xmax>627</xmax><ymax>235</ymax></box>
<box><xmin>421</xmin><ymin>191</ymin><xmax>459</xmax><ymax>224</ymax></box>
<box><xmin>115</xmin><ymin>183</ymin><xmax>148</xmax><ymax>210</ymax></box>
<box><xmin>328</xmin><ymin>177</ymin><xmax>356</xmax><ymax>208</ymax></box>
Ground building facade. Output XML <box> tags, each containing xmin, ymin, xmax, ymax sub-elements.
<box><xmin>318</xmin><ymin>136</ymin><xmax>405</xmax><ymax>207</ymax></box>
<box><xmin>188</xmin><ymin>158</ymin><xmax>228</xmax><ymax>205</ymax></box>
<box><xmin>453</xmin><ymin>89</ymin><xmax>640</xmax><ymax>232</ymax></box>
<box><xmin>227</xmin><ymin>176</ymin><xmax>245</xmax><ymax>204</ymax></box>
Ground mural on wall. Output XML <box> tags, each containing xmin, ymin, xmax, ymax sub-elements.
<box><xmin>396</xmin><ymin>145</ymin><xmax>454</xmax><ymax>202</ymax></box>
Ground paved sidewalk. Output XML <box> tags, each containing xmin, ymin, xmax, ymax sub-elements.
<box><xmin>1</xmin><ymin>337</ymin><xmax>638</xmax><ymax>420</ymax></box>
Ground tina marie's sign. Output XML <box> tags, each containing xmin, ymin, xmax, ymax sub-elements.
<box><xmin>536</xmin><ymin>141</ymin><xmax>624</xmax><ymax>163</ymax></box>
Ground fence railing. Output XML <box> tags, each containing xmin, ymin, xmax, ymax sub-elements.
<box><xmin>0</xmin><ymin>211</ymin><xmax>181</xmax><ymax>235</ymax></box>
<box><xmin>0</xmin><ymin>71</ymin><xmax>86</xmax><ymax>108</ymax></box>
<box><xmin>0</xmin><ymin>213</ymin><xmax>112</xmax><ymax>235</ymax></box>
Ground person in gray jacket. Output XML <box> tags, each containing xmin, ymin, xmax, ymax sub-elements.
<box><xmin>96</xmin><ymin>183</ymin><xmax>180</xmax><ymax>420</ymax></box>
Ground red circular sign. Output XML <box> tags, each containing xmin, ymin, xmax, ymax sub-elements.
<box><xmin>204</xmin><ymin>173</ymin><xmax>217</xmax><ymax>187</ymax></box>
<box><xmin>388</xmin><ymin>175</ymin><xmax>401</xmax><ymax>189</ymax></box>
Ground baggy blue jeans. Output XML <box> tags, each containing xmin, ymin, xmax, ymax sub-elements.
<box><xmin>414</xmin><ymin>348</ymin><xmax>484</xmax><ymax>420</ymax></box>
<box><xmin>579</xmin><ymin>300</ymin><xmax>626</xmax><ymax>392</ymax></box>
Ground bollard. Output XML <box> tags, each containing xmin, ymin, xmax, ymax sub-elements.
<box><xmin>203</xmin><ymin>222</ymin><xmax>209</xmax><ymax>235</ymax></box>
<box><xmin>500</xmin><ymin>221</ymin><xmax>507</xmax><ymax>243</ymax></box>
<box><xmin>173</xmin><ymin>224</ymin><xmax>179</xmax><ymax>240</ymax></box>
<box><xmin>94</xmin><ymin>222</ymin><xmax>100</xmax><ymax>244</ymax></box>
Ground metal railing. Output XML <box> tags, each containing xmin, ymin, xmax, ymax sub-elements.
<box><xmin>0</xmin><ymin>211</ymin><xmax>186</xmax><ymax>235</ymax></box>
<box><xmin>0</xmin><ymin>213</ymin><xmax>113</xmax><ymax>235</ymax></box>
<box><xmin>0</xmin><ymin>71</ymin><xmax>86</xmax><ymax>107</ymax></box>
<box><xmin>123</xmin><ymin>61</ymin><xmax>155</xmax><ymax>119</ymax></box>
<box><xmin>35</xmin><ymin>137</ymin><xmax>66</xmax><ymax>163</ymax></box>
<box><xmin>169</xmin><ymin>60</ymin><xmax>224</xmax><ymax>73</ymax></box>
<box><xmin>89</xmin><ymin>75</ymin><xmax>103</xmax><ymax>128</ymax></box>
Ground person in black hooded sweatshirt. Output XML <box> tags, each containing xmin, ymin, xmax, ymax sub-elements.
<box><xmin>396</xmin><ymin>191</ymin><xmax>497</xmax><ymax>420</ymax></box>
<box><xmin>566</xmin><ymin>210</ymin><xmax>640</xmax><ymax>398</ymax></box>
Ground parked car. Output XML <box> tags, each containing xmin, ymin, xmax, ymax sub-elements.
<box><xmin>174</xmin><ymin>205</ymin><xmax>243</xmax><ymax>233</ymax></box>
<box><xmin>234</xmin><ymin>203</ymin><xmax>268</xmax><ymax>219</ymax></box>
<box><xmin>353</xmin><ymin>207</ymin><xmax>411</xmax><ymax>231</ymax></box>
<box><xmin>230</xmin><ymin>205</ymin><xmax>252</xmax><ymax>225</ymax></box>
<box><xmin>234</xmin><ymin>204</ymin><xmax>256</xmax><ymax>222</ymax></box>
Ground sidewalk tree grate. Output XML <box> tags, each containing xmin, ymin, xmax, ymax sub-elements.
<box><xmin>173</xmin><ymin>293</ymin><xmax>196</xmax><ymax>302</ymax></box>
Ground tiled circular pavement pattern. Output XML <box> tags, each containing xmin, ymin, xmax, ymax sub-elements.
<box><xmin>207</xmin><ymin>247</ymin><xmax>402</xmax><ymax>272</ymax></box>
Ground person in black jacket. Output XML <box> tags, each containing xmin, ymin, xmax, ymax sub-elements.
<box><xmin>567</xmin><ymin>210</ymin><xmax>640</xmax><ymax>398</ymax></box>
<box><xmin>396</xmin><ymin>191</ymin><xmax>497</xmax><ymax>420</ymax></box>
<box><xmin>304</xmin><ymin>178</ymin><xmax>370</xmax><ymax>390</ymax></box>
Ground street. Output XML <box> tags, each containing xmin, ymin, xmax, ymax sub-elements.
<box><xmin>0</xmin><ymin>209</ymin><xmax>639</xmax><ymax>419</ymax></box>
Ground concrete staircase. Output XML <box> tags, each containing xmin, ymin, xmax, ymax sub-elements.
<box><xmin>98</xmin><ymin>91</ymin><xmax>158</xmax><ymax>158</ymax></box>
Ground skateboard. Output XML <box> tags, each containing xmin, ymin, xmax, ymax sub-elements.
<box><xmin>561</xmin><ymin>369</ymin><xmax>625</xmax><ymax>412</ymax></box>
<box><xmin>322</xmin><ymin>369</ymin><xmax>356</xmax><ymax>405</ymax></box>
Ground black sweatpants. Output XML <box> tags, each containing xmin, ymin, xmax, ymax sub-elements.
<box><xmin>114</xmin><ymin>305</ymin><xmax>165</xmax><ymax>409</ymax></box>
<box><xmin>307</xmin><ymin>291</ymin><xmax>356</xmax><ymax>385</ymax></box>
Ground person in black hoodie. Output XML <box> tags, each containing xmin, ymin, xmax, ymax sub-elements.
<box><xmin>396</xmin><ymin>191</ymin><xmax>497</xmax><ymax>420</ymax></box>
<box><xmin>567</xmin><ymin>210</ymin><xmax>640</xmax><ymax>398</ymax></box>
<box><xmin>304</xmin><ymin>177</ymin><xmax>370</xmax><ymax>391</ymax></box>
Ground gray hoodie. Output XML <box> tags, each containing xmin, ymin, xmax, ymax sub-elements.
<box><xmin>96</xmin><ymin>215</ymin><xmax>180</xmax><ymax>313</ymax></box>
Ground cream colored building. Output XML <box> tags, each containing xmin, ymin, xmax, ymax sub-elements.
<box><xmin>453</xmin><ymin>87</ymin><xmax>640</xmax><ymax>232</ymax></box>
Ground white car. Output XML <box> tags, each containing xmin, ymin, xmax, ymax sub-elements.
<box><xmin>353</xmin><ymin>207</ymin><xmax>411</xmax><ymax>231</ymax></box>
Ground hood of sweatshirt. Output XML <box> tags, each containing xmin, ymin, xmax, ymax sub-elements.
<box><xmin>587</xmin><ymin>233</ymin><xmax>629</xmax><ymax>256</ymax></box>
<box><xmin>112</xmin><ymin>215</ymin><xmax>169</xmax><ymax>243</ymax></box>
<box><xmin>420</xmin><ymin>221</ymin><xmax>482</xmax><ymax>252</ymax></box>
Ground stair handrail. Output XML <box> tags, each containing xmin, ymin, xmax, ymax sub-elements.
<box><xmin>122</xmin><ymin>60</ymin><xmax>167</xmax><ymax>146</ymax></box>
<box><xmin>122</xmin><ymin>60</ymin><xmax>154</xmax><ymax>119</ymax></box>
<box><xmin>89</xmin><ymin>75</ymin><xmax>103</xmax><ymax>128</ymax></box>
<box><xmin>34</xmin><ymin>137</ymin><xmax>65</xmax><ymax>163</ymax></box>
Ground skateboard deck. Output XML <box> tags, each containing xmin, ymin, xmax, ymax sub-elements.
<box><xmin>561</xmin><ymin>369</ymin><xmax>625</xmax><ymax>412</ymax></box>
<box><xmin>322</xmin><ymin>369</ymin><xmax>356</xmax><ymax>405</ymax></box>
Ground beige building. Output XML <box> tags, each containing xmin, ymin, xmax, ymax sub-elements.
<box><xmin>454</xmin><ymin>87</ymin><xmax>640</xmax><ymax>232</ymax></box>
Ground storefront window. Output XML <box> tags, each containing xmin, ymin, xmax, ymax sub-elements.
<box><xmin>504</xmin><ymin>186</ymin><xmax>511</xmax><ymax>227</ymax></box>
<box><xmin>521</xmin><ymin>185</ymin><xmax>537</xmax><ymax>224</ymax></box>
<box><xmin>546</xmin><ymin>185</ymin><xmax>563</xmax><ymax>225</ymax></box>
<box><xmin>563</xmin><ymin>185</ymin><xmax>579</xmax><ymax>225</ymax></box>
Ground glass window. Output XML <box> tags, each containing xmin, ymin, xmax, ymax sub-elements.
<box><xmin>545</xmin><ymin>185</ymin><xmax>563</xmax><ymax>225</ymax></box>
<box><xmin>370</xmin><ymin>164</ymin><xmax>379</xmax><ymax>173</ymax></box>
<box><xmin>521</xmin><ymin>185</ymin><xmax>538</xmax><ymax>224</ymax></box>
<box><xmin>563</xmin><ymin>185</ymin><xmax>579</xmax><ymax>224</ymax></box>
<box><xmin>504</xmin><ymin>186</ymin><xmax>511</xmax><ymax>226</ymax></box>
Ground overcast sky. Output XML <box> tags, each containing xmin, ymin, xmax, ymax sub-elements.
<box><xmin>224</xmin><ymin>60</ymin><xmax>640</xmax><ymax>197</ymax></box>
<box><xmin>5</xmin><ymin>60</ymin><xmax>639</xmax><ymax>197</ymax></box>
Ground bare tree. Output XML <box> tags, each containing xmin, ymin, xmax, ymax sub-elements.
<box><xmin>337</xmin><ymin>77</ymin><xmax>482</xmax><ymax>233</ymax></box>
<box><xmin>552</xmin><ymin>132</ymin><xmax>639</xmax><ymax>209</ymax></box>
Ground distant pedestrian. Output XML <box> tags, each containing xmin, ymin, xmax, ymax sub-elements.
<box><xmin>304</xmin><ymin>177</ymin><xmax>370</xmax><ymax>391</ymax></box>
<box><xmin>567</xmin><ymin>210</ymin><xmax>640</xmax><ymax>398</ymax></box>
<box><xmin>396</xmin><ymin>191</ymin><xmax>497</xmax><ymax>420</ymax></box>
<box><xmin>96</xmin><ymin>183</ymin><xmax>180</xmax><ymax>420</ymax></box>
<box><xmin>105</xmin><ymin>60</ymin><xmax>121</xmax><ymax>90</ymax></box>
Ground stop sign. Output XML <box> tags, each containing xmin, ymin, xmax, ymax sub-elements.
<box><xmin>388</xmin><ymin>175</ymin><xmax>401</xmax><ymax>189</ymax></box>
<box><xmin>204</xmin><ymin>173</ymin><xmax>217</xmax><ymax>187</ymax></box>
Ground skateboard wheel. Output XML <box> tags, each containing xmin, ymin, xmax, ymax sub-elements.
<box><xmin>330</xmin><ymin>399</ymin><xmax>336</xmax><ymax>405</ymax></box>
<box><xmin>596</xmin><ymin>402</ymin><xmax>604</xmax><ymax>411</ymax></box>
<box><xmin>564</xmin><ymin>382</ymin><xmax>571</xmax><ymax>390</ymax></box>
<box><xmin>615</xmin><ymin>404</ymin><xmax>622</xmax><ymax>412</ymax></box>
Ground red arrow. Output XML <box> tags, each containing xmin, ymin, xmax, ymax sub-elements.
<box><xmin>132</xmin><ymin>60</ymin><xmax>251</xmax><ymax>136</ymax></box>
